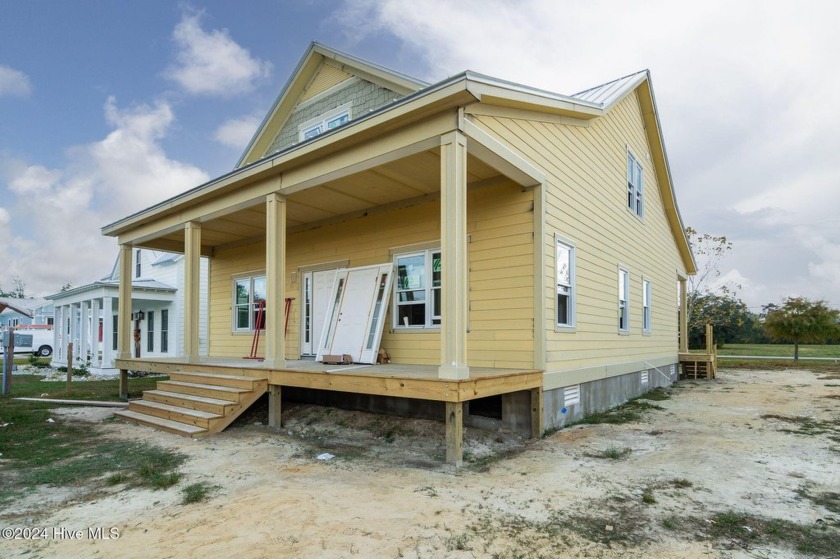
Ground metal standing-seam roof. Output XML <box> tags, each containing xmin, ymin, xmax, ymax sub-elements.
<box><xmin>571</xmin><ymin>70</ymin><xmax>649</xmax><ymax>107</ymax></box>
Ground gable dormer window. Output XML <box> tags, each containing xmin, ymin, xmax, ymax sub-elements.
<box><xmin>299</xmin><ymin>104</ymin><xmax>351</xmax><ymax>142</ymax></box>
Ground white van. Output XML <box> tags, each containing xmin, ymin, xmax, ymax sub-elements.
<box><xmin>0</xmin><ymin>329</ymin><xmax>54</xmax><ymax>357</ymax></box>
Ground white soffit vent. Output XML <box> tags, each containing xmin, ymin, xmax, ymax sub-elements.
<box><xmin>564</xmin><ymin>385</ymin><xmax>581</xmax><ymax>406</ymax></box>
<box><xmin>641</xmin><ymin>371</ymin><xmax>649</xmax><ymax>385</ymax></box>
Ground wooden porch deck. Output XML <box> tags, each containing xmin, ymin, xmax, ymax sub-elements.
<box><xmin>114</xmin><ymin>356</ymin><xmax>544</xmax><ymax>465</ymax></box>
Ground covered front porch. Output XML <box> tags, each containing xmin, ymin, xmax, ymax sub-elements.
<box><xmin>103</xmin><ymin>96</ymin><xmax>548</xmax><ymax>463</ymax></box>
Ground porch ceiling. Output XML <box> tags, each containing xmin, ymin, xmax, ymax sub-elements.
<box><xmin>143</xmin><ymin>148</ymin><xmax>503</xmax><ymax>253</ymax></box>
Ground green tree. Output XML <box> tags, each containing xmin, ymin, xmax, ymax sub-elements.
<box><xmin>689</xmin><ymin>293</ymin><xmax>755</xmax><ymax>348</ymax></box>
<box><xmin>685</xmin><ymin>227</ymin><xmax>739</xmax><ymax>345</ymax></box>
<box><xmin>763</xmin><ymin>298</ymin><xmax>840</xmax><ymax>362</ymax></box>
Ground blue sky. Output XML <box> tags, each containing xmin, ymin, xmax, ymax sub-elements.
<box><xmin>1</xmin><ymin>0</ymin><xmax>839</xmax><ymax>311</ymax></box>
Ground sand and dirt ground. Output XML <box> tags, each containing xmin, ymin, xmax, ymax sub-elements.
<box><xmin>3</xmin><ymin>368</ymin><xmax>839</xmax><ymax>558</ymax></box>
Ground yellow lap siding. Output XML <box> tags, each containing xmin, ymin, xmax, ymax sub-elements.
<box><xmin>207</xmin><ymin>179</ymin><xmax>535</xmax><ymax>368</ymax></box>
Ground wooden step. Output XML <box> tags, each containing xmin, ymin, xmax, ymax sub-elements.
<box><xmin>169</xmin><ymin>371</ymin><xmax>262</xmax><ymax>390</ymax></box>
<box><xmin>114</xmin><ymin>409</ymin><xmax>207</xmax><ymax>437</ymax></box>
<box><xmin>155</xmin><ymin>380</ymin><xmax>250</xmax><ymax>402</ymax></box>
<box><xmin>129</xmin><ymin>400</ymin><xmax>222</xmax><ymax>429</ymax></box>
<box><xmin>143</xmin><ymin>390</ymin><xmax>235</xmax><ymax>415</ymax></box>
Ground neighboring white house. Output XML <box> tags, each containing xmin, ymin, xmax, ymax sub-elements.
<box><xmin>47</xmin><ymin>249</ymin><xmax>208</xmax><ymax>374</ymax></box>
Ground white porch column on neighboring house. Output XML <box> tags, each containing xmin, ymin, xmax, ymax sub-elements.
<box><xmin>183</xmin><ymin>221</ymin><xmax>201</xmax><ymax>362</ymax></box>
<box><xmin>102</xmin><ymin>297</ymin><xmax>114</xmax><ymax>368</ymax></box>
<box><xmin>68</xmin><ymin>303</ymin><xmax>78</xmax><ymax>365</ymax></box>
<box><xmin>679</xmin><ymin>277</ymin><xmax>688</xmax><ymax>353</ymax></box>
<box><xmin>90</xmin><ymin>298</ymin><xmax>101</xmax><ymax>367</ymax></box>
<box><xmin>79</xmin><ymin>300</ymin><xmax>90</xmax><ymax>366</ymax></box>
<box><xmin>265</xmin><ymin>192</ymin><xmax>287</xmax><ymax>369</ymax></box>
<box><xmin>54</xmin><ymin>306</ymin><xmax>63</xmax><ymax>361</ymax></box>
<box><xmin>117</xmin><ymin>244</ymin><xmax>133</xmax><ymax>361</ymax></box>
<box><xmin>438</xmin><ymin>131</ymin><xmax>470</xmax><ymax>380</ymax></box>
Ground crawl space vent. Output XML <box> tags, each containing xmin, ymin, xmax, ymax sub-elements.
<box><xmin>641</xmin><ymin>371</ymin><xmax>649</xmax><ymax>385</ymax></box>
<box><xmin>564</xmin><ymin>385</ymin><xmax>581</xmax><ymax>406</ymax></box>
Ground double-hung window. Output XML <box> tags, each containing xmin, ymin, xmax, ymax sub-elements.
<box><xmin>555</xmin><ymin>237</ymin><xmax>575</xmax><ymax>328</ymax></box>
<box><xmin>233</xmin><ymin>275</ymin><xmax>266</xmax><ymax>332</ymax></box>
<box><xmin>160</xmin><ymin>309</ymin><xmax>169</xmax><ymax>352</ymax></box>
<box><xmin>299</xmin><ymin>105</ymin><xmax>351</xmax><ymax>142</ymax></box>
<box><xmin>642</xmin><ymin>279</ymin><xmax>651</xmax><ymax>333</ymax></box>
<box><xmin>394</xmin><ymin>249</ymin><xmax>441</xmax><ymax>328</ymax></box>
<box><xmin>627</xmin><ymin>150</ymin><xmax>643</xmax><ymax>217</ymax></box>
<box><xmin>146</xmin><ymin>310</ymin><xmax>154</xmax><ymax>352</ymax></box>
<box><xmin>619</xmin><ymin>267</ymin><xmax>630</xmax><ymax>332</ymax></box>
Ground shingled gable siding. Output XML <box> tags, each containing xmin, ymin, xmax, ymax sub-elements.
<box><xmin>265</xmin><ymin>79</ymin><xmax>404</xmax><ymax>156</ymax></box>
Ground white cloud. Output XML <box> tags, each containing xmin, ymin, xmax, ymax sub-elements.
<box><xmin>0</xmin><ymin>98</ymin><xmax>208</xmax><ymax>296</ymax></box>
<box><xmin>214</xmin><ymin>115</ymin><xmax>261</xmax><ymax>150</ymax></box>
<box><xmin>337</xmin><ymin>0</ymin><xmax>840</xmax><ymax>309</ymax></box>
<box><xmin>165</xmin><ymin>10</ymin><xmax>271</xmax><ymax>96</ymax></box>
<box><xmin>0</xmin><ymin>65</ymin><xmax>32</xmax><ymax>97</ymax></box>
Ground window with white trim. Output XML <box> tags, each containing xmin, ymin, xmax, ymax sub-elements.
<box><xmin>394</xmin><ymin>249</ymin><xmax>441</xmax><ymax>328</ymax></box>
<box><xmin>619</xmin><ymin>267</ymin><xmax>629</xmax><ymax>332</ymax></box>
<box><xmin>135</xmin><ymin>249</ymin><xmax>142</xmax><ymax>278</ymax></box>
<box><xmin>146</xmin><ymin>310</ymin><xmax>154</xmax><ymax>352</ymax></box>
<box><xmin>160</xmin><ymin>309</ymin><xmax>169</xmax><ymax>353</ymax></box>
<box><xmin>298</xmin><ymin>105</ymin><xmax>351</xmax><ymax>141</ymax></box>
<box><xmin>233</xmin><ymin>275</ymin><xmax>266</xmax><ymax>332</ymax></box>
<box><xmin>555</xmin><ymin>237</ymin><xmax>575</xmax><ymax>328</ymax></box>
<box><xmin>642</xmin><ymin>279</ymin><xmax>651</xmax><ymax>333</ymax></box>
<box><xmin>627</xmin><ymin>150</ymin><xmax>643</xmax><ymax>217</ymax></box>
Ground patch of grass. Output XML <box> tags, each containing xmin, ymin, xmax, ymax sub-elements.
<box><xmin>759</xmin><ymin>413</ymin><xmax>838</xmax><ymax>436</ymax></box>
<box><xmin>105</xmin><ymin>472</ymin><xmax>129</xmax><ymax>486</ymax></box>
<box><xmin>636</xmin><ymin>387</ymin><xmax>672</xmax><ymax>401</ymax></box>
<box><xmin>797</xmin><ymin>485</ymin><xmax>840</xmax><ymax>514</ymax></box>
<box><xmin>415</xmin><ymin>486</ymin><xmax>438</xmax><ymax>497</ymax></box>
<box><xmin>0</xmin><ymin>374</ymin><xmax>185</xmax><ymax>506</ymax></box>
<box><xmin>445</xmin><ymin>533</ymin><xmax>471</xmax><ymax>551</ymax></box>
<box><xmin>641</xmin><ymin>489</ymin><xmax>656</xmax><ymax>504</ymax></box>
<box><xmin>699</xmin><ymin>511</ymin><xmax>838</xmax><ymax>557</ymax></box>
<box><xmin>586</xmin><ymin>447</ymin><xmax>631</xmax><ymax>460</ymax></box>
<box><xmin>720</xmin><ymin>358</ymin><xmax>840</xmax><ymax>372</ymax></box>
<box><xmin>568</xmin><ymin>395</ymin><xmax>666</xmax><ymax>428</ymax></box>
<box><xmin>670</xmin><ymin>478</ymin><xmax>693</xmax><ymax>489</ymax></box>
<box><xmin>181</xmin><ymin>481</ymin><xmax>217</xmax><ymax>505</ymax></box>
<box><xmin>717</xmin><ymin>344</ymin><xmax>840</xmax><ymax>359</ymax></box>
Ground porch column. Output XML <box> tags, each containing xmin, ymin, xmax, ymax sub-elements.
<box><xmin>68</xmin><ymin>303</ymin><xmax>78</xmax><ymax>365</ymax></box>
<box><xmin>117</xmin><ymin>244</ymin><xmax>132</xmax><ymax>399</ymax></box>
<box><xmin>438</xmin><ymin>131</ymin><xmax>469</xmax><ymax>380</ymax></box>
<box><xmin>679</xmin><ymin>277</ymin><xmax>688</xmax><ymax>353</ymax></box>
<box><xmin>184</xmin><ymin>221</ymin><xmax>201</xmax><ymax>362</ymax></box>
<box><xmin>117</xmin><ymin>244</ymin><xmax>133</xmax><ymax>361</ymax></box>
<box><xmin>102</xmin><ymin>297</ymin><xmax>114</xmax><ymax>368</ymax></box>
<box><xmin>54</xmin><ymin>306</ymin><xmax>63</xmax><ymax>361</ymax></box>
<box><xmin>90</xmin><ymin>298</ymin><xmax>101</xmax><ymax>367</ymax></box>
<box><xmin>264</xmin><ymin>193</ymin><xmax>286</xmax><ymax>369</ymax></box>
<box><xmin>79</xmin><ymin>300</ymin><xmax>90</xmax><ymax>366</ymax></box>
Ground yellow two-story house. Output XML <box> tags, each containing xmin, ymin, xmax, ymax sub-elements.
<box><xmin>106</xmin><ymin>43</ymin><xmax>695</xmax><ymax>464</ymax></box>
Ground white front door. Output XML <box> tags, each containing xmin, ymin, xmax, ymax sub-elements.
<box><xmin>301</xmin><ymin>268</ymin><xmax>339</xmax><ymax>356</ymax></box>
<box><xmin>317</xmin><ymin>263</ymin><xmax>393</xmax><ymax>364</ymax></box>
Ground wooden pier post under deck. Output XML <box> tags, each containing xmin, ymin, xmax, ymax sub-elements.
<box><xmin>445</xmin><ymin>402</ymin><xmax>463</xmax><ymax>466</ymax></box>
<box><xmin>438</xmin><ymin>131</ymin><xmax>469</xmax><ymax>380</ymax></box>
<box><xmin>269</xmin><ymin>385</ymin><xmax>282</xmax><ymax>427</ymax></box>
<box><xmin>183</xmin><ymin>221</ymin><xmax>202</xmax><ymax>362</ymax></box>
